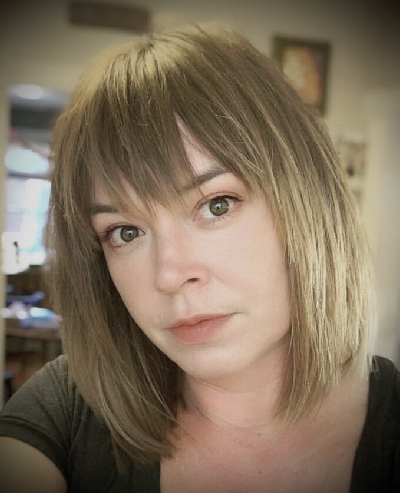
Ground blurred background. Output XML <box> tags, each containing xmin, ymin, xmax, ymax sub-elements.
<box><xmin>1</xmin><ymin>0</ymin><xmax>399</xmax><ymax>404</ymax></box>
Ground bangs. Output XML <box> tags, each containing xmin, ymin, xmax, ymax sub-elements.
<box><xmin>77</xmin><ymin>49</ymin><xmax>200</xmax><ymax>214</ymax></box>
<box><xmin>59</xmin><ymin>26</ymin><xmax>272</xmax><ymax>222</ymax></box>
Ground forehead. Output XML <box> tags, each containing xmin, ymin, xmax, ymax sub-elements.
<box><xmin>180</xmin><ymin>132</ymin><xmax>215</xmax><ymax>174</ymax></box>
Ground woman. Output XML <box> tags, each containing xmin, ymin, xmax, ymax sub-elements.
<box><xmin>0</xmin><ymin>23</ymin><xmax>399</xmax><ymax>493</ymax></box>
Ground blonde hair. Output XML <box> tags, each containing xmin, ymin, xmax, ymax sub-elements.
<box><xmin>48</xmin><ymin>23</ymin><xmax>375</xmax><ymax>466</ymax></box>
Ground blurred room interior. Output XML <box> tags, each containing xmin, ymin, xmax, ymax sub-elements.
<box><xmin>1</xmin><ymin>0</ymin><xmax>399</xmax><ymax>405</ymax></box>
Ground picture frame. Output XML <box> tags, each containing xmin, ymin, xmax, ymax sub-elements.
<box><xmin>272</xmin><ymin>36</ymin><xmax>331</xmax><ymax>115</ymax></box>
<box><xmin>335</xmin><ymin>134</ymin><xmax>367</xmax><ymax>208</ymax></box>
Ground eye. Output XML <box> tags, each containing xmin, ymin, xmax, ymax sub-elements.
<box><xmin>198</xmin><ymin>195</ymin><xmax>238</xmax><ymax>220</ymax></box>
<box><xmin>109</xmin><ymin>225</ymin><xmax>141</xmax><ymax>246</ymax></box>
<box><xmin>209</xmin><ymin>197</ymin><xmax>230</xmax><ymax>216</ymax></box>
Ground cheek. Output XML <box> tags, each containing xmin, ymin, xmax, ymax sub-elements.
<box><xmin>227</xmin><ymin>218</ymin><xmax>287</xmax><ymax>283</ymax></box>
<box><xmin>107</xmin><ymin>258</ymin><xmax>155</xmax><ymax>323</ymax></box>
<box><xmin>227</xmin><ymin>220</ymin><xmax>291</xmax><ymax>320</ymax></box>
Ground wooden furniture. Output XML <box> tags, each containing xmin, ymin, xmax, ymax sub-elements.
<box><xmin>5</xmin><ymin>318</ymin><xmax>62</xmax><ymax>364</ymax></box>
<box><xmin>3</xmin><ymin>369</ymin><xmax>14</xmax><ymax>405</ymax></box>
<box><xmin>4</xmin><ymin>317</ymin><xmax>62</xmax><ymax>396</ymax></box>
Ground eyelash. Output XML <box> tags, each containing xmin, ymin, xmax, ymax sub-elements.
<box><xmin>98</xmin><ymin>194</ymin><xmax>241</xmax><ymax>249</ymax></box>
<box><xmin>196</xmin><ymin>194</ymin><xmax>241</xmax><ymax>224</ymax></box>
<box><xmin>97</xmin><ymin>225</ymin><xmax>141</xmax><ymax>249</ymax></box>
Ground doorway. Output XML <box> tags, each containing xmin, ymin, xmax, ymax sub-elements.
<box><xmin>2</xmin><ymin>85</ymin><xmax>67</xmax><ymax>403</ymax></box>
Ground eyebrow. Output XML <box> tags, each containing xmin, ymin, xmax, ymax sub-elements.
<box><xmin>90</xmin><ymin>166</ymin><xmax>229</xmax><ymax>217</ymax></box>
<box><xmin>181</xmin><ymin>166</ymin><xmax>228</xmax><ymax>193</ymax></box>
<box><xmin>90</xmin><ymin>203</ymin><xmax>118</xmax><ymax>216</ymax></box>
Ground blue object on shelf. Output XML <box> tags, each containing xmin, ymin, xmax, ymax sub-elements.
<box><xmin>19</xmin><ymin>307</ymin><xmax>60</xmax><ymax>330</ymax></box>
<box><xmin>5</xmin><ymin>291</ymin><xmax>45</xmax><ymax>307</ymax></box>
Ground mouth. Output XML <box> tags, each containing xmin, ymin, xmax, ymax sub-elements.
<box><xmin>167</xmin><ymin>314</ymin><xmax>232</xmax><ymax>344</ymax></box>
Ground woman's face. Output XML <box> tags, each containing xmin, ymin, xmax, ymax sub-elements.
<box><xmin>91</xmin><ymin>137</ymin><xmax>291</xmax><ymax>387</ymax></box>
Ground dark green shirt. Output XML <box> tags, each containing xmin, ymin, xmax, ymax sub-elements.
<box><xmin>0</xmin><ymin>355</ymin><xmax>399</xmax><ymax>492</ymax></box>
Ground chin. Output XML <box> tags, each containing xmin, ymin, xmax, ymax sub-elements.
<box><xmin>177</xmin><ymin>351</ymin><xmax>255</xmax><ymax>383</ymax></box>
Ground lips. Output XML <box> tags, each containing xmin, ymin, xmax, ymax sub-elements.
<box><xmin>168</xmin><ymin>314</ymin><xmax>232</xmax><ymax>344</ymax></box>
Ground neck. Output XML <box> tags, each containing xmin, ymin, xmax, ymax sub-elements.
<box><xmin>183</xmin><ymin>355</ymin><xmax>286</xmax><ymax>431</ymax></box>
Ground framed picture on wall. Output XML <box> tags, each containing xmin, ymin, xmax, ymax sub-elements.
<box><xmin>335</xmin><ymin>134</ymin><xmax>367</xmax><ymax>207</ymax></box>
<box><xmin>272</xmin><ymin>36</ymin><xmax>331</xmax><ymax>115</ymax></box>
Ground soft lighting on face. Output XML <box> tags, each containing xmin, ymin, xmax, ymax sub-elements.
<box><xmin>12</xmin><ymin>84</ymin><xmax>45</xmax><ymax>100</ymax></box>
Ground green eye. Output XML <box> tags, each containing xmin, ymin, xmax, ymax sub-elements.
<box><xmin>119</xmin><ymin>226</ymin><xmax>139</xmax><ymax>242</ymax></box>
<box><xmin>209</xmin><ymin>197</ymin><xmax>230</xmax><ymax>216</ymax></box>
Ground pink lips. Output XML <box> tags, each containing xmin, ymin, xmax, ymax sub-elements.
<box><xmin>168</xmin><ymin>314</ymin><xmax>231</xmax><ymax>344</ymax></box>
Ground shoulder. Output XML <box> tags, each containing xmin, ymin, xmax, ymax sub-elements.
<box><xmin>3</xmin><ymin>353</ymin><xmax>70</xmax><ymax>394</ymax></box>
<box><xmin>1</xmin><ymin>354</ymin><xmax>73</xmax><ymax>413</ymax></box>
<box><xmin>351</xmin><ymin>356</ymin><xmax>400</xmax><ymax>492</ymax></box>
<box><xmin>0</xmin><ymin>356</ymin><xmax>137</xmax><ymax>491</ymax></box>
<box><xmin>369</xmin><ymin>355</ymin><xmax>400</xmax><ymax>419</ymax></box>
<box><xmin>0</xmin><ymin>355</ymin><xmax>94</xmax><ymax>480</ymax></box>
<box><xmin>1</xmin><ymin>355</ymin><xmax>76</xmax><ymax>424</ymax></box>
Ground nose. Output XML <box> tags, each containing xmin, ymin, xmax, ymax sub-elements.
<box><xmin>154</xmin><ymin>219</ymin><xmax>210</xmax><ymax>294</ymax></box>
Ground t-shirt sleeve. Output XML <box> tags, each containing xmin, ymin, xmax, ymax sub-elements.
<box><xmin>0</xmin><ymin>355</ymin><xmax>72</xmax><ymax>479</ymax></box>
<box><xmin>0</xmin><ymin>356</ymin><xmax>159</xmax><ymax>492</ymax></box>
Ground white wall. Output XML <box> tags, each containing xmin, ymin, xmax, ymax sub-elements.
<box><xmin>1</xmin><ymin>0</ymin><xmax>400</xmax><ymax>391</ymax></box>
<box><xmin>364</xmin><ymin>88</ymin><xmax>400</xmax><ymax>364</ymax></box>
<box><xmin>1</xmin><ymin>0</ymin><xmax>399</xmax><ymax>133</ymax></box>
